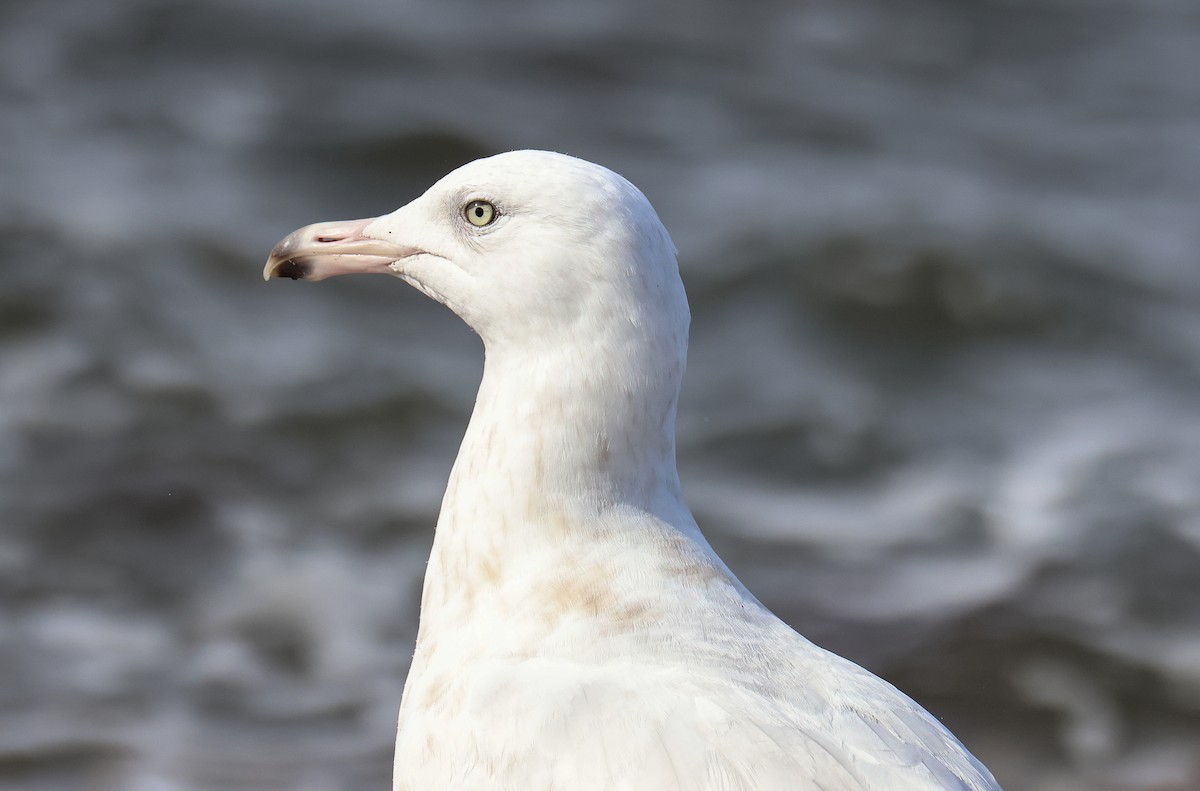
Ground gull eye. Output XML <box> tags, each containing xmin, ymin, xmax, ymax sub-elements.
<box><xmin>464</xmin><ymin>200</ymin><xmax>496</xmax><ymax>227</ymax></box>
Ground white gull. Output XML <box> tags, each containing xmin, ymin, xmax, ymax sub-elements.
<box><xmin>264</xmin><ymin>150</ymin><xmax>1002</xmax><ymax>791</ymax></box>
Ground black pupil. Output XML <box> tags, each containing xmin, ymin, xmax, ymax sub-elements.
<box><xmin>474</xmin><ymin>206</ymin><xmax>485</xmax><ymax>217</ymax></box>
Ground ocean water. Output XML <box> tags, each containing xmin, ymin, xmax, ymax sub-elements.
<box><xmin>2</xmin><ymin>1</ymin><xmax>1199</xmax><ymax>789</ymax></box>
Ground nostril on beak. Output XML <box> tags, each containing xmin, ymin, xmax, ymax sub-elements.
<box><xmin>316</xmin><ymin>235</ymin><xmax>344</xmax><ymax>243</ymax></box>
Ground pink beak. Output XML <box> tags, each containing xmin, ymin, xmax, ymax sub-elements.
<box><xmin>262</xmin><ymin>217</ymin><xmax>419</xmax><ymax>282</ymax></box>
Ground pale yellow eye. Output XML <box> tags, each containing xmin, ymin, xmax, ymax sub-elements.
<box><xmin>464</xmin><ymin>200</ymin><xmax>496</xmax><ymax>227</ymax></box>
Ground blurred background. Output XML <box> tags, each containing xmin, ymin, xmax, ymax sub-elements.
<box><xmin>2</xmin><ymin>1</ymin><xmax>1199</xmax><ymax>789</ymax></box>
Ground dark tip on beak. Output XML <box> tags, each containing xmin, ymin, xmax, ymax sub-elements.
<box><xmin>274</xmin><ymin>259</ymin><xmax>310</xmax><ymax>280</ymax></box>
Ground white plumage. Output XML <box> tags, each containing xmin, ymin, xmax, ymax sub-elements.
<box><xmin>264</xmin><ymin>150</ymin><xmax>1002</xmax><ymax>790</ymax></box>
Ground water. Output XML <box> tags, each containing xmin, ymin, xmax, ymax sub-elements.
<box><xmin>2</xmin><ymin>1</ymin><xmax>1199</xmax><ymax>788</ymax></box>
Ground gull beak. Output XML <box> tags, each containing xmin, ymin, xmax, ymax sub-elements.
<box><xmin>263</xmin><ymin>217</ymin><xmax>418</xmax><ymax>282</ymax></box>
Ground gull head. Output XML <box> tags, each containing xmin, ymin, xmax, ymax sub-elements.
<box><xmin>264</xmin><ymin>150</ymin><xmax>688</xmax><ymax>355</ymax></box>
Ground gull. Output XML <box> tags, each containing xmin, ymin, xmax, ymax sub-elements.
<box><xmin>264</xmin><ymin>150</ymin><xmax>1002</xmax><ymax>790</ymax></box>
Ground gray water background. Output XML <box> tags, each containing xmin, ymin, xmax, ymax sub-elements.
<box><xmin>2</xmin><ymin>1</ymin><xmax>1200</xmax><ymax>789</ymax></box>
